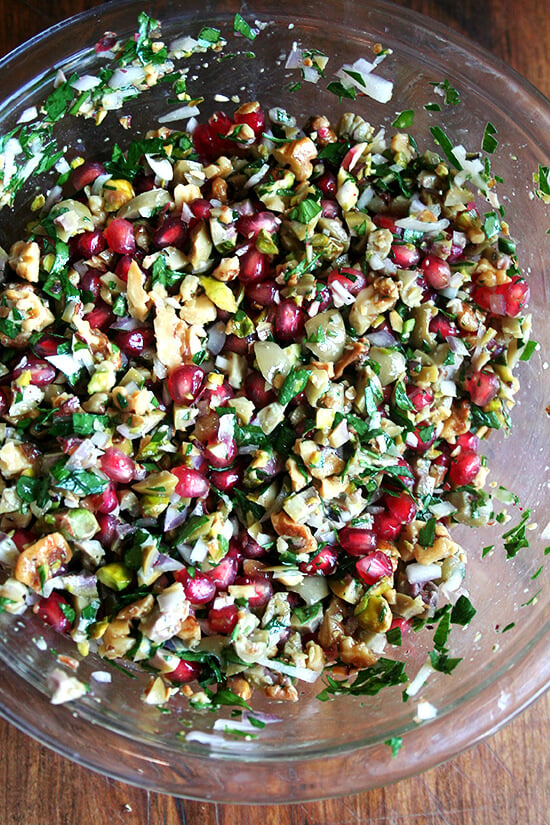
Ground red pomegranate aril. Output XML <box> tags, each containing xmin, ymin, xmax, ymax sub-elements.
<box><xmin>355</xmin><ymin>551</ymin><xmax>394</xmax><ymax>586</ymax></box>
<box><xmin>406</xmin><ymin>385</ymin><xmax>434</xmax><ymax>411</ymax></box>
<box><xmin>236</xmin><ymin>575</ymin><xmax>273</xmax><ymax>609</ymax></box>
<box><xmin>165</xmin><ymin>658</ymin><xmax>202</xmax><ymax>684</ymax></box>
<box><xmin>200</xmin><ymin>381</ymin><xmax>234</xmax><ymax>412</ymax></box>
<box><xmin>171</xmin><ymin>466</ymin><xmax>210</xmax><ymax>498</ymax></box>
<box><xmin>246</xmin><ymin>279</ymin><xmax>278</xmax><ymax>307</ymax></box>
<box><xmin>0</xmin><ymin>387</ymin><xmax>9</xmax><ymax>416</ymax></box>
<box><xmin>209</xmin><ymin>110</ymin><xmax>233</xmax><ymax>136</ymax></box>
<box><xmin>465</xmin><ymin>370</ymin><xmax>500</xmax><ymax>407</ymax></box>
<box><xmin>133</xmin><ymin>173</ymin><xmax>156</xmax><ymax>193</ymax></box>
<box><xmin>448</xmin><ymin>450</ymin><xmax>481</xmax><ymax>487</ymax></box>
<box><xmin>384</xmin><ymin>492</ymin><xmax>417</xmax><ymax>524</ymax></box>
<box><xmin>167</xmin><ymin>365</ymin><xmax>205</xmax><ymax>404</ymax></box>
<box><xmin>429</xmin><ymin>315</ymin><xmax>458</xmax><ymax>338</ymax></box>
<box><xmin>321</xmin><ymin>199</ymin><xmax>340</xmax><ymax>219</ymax></box>
<box><xmin>457</xmin><ymin>431</ymin><xmax>480</xmax><ymax>452</ymax></box>
<box><xmin>70</xmin><ymin>160</ymin><xmax>106</xmax><ymax>191</ymax></box>
<box><xmin>235</xmin><ymin>104</ymin><xmax>265</xmax><ymax>136</ymax></box>
<box><xmin>90</xmin><ymin>482</ymin><xmax>118</xmax><ymax>515</ymax></box>
<box><xmin>32</xmin><ymin>335</ymin><xmax>64</xmax><ymax>358</ymax></box>
<box><xmin>327</xmin><ymin>267</ymin><xmax>366</xmax><ymax>296</ymax></box>
<box><xmin>237</xmin><ymin>211</ymin><xmax>280</xmax><ymax>239</ymax></box>
<box><xmin>73</xmin><ymin>230</ymin><xmax>106</xmax><ymax>259</ymax></box>
<box><xmin>206</xmin><ymin>556</ymin><xmax>239</xmax><ymax>590</ymax></box>
<box><xmin>299</xmin><ymin>545</ymin><xmax>338</xmax><ymax>576</ymax></box>
<box><xmin>204</xmin><ymin>437</ymin><xmax>238</xmax><ymax>469</ymax></box>
<box><xmin>210</xmin><ymin>465</ymin><xmax>242</xmax><ymax>492</ymax></box>
<box><xmin>153</xmin><ymin>216</ymin><xmax>188</xmax><ymax>249</ymax></box>
<box><xmin>11</xmin><ymin>528</ymin><xmax>36</xmax><ymax>551</ymax></box>
<box><xmin>224</xmin><ymin>333</ymin><xmax>250</xmax><ymax>355</ymax></box>
<box><xmin>13</xmin><ymin>355</ymin><xmax>56</xmax><ymax>387</ymax></box>
<box><xmin>115</xmin><ymin>255</ymin><xmax>133</xmax><ymax>281</ymax></box>
<box><xmin>241</xmin><ymin>532</ymin><xmax>268</xmax><ymax>560</ymax></box>
<box><xmin>208</xmin><ymin>604</ymin><xmax>239</xmax><ymax>634</ymax></box>
<box><xmin>473</xmin><ymin>275</ymin><xmax>530</xmax><ymax>317</ymax></box>
<box><xmin>390</xmin><ymin>243</ymin><xmax>420</xmax><ymax>268</ymax></box>
<box><xmin>238</xmin><ymin>248</ymin><xmax>268</xmax><ymax>283</ymax></box>
<box><xmin>274</xmin><ymin>300</ymin><xmax>305</xmax><ymax>341</ymax></box>
<box><xmin>374</xmin><ymin>215</ymin><xmax>400</xmax><ymax>234</ymax></box>
<box><xmin>94</xmin><ymin>32</ymin><xmax>117</xmax><ymax>52</ymax></box>
<box><xmin>395</xmin><ymin>458</ymin><xmax>415</xmax><ymax>489</ymax></box>
<box><xmin>114</xmin><ymin>327</ymin><xmax>154</xmax><ymax>357</ymax></box>
<box><xmin>316</xmin><ymin>170</ymin><xmax>337</xmax><ymax>197</ymax></box>
<box><xmin>373</xmin><ymin>511</ymin><xmax>402</xmax><ymax>540</ymax></box>
<box><xmin>34</xmin><ymin>593</ymin><xmax>72</xmax><ymax>634</ymax></box>
<box><xmin>99</xmin><ymin>447</ymin><xmax>136</xmax><ymax>484</ymax></box>
<box><xmin>339</xmin><ymin>526</ymin><xmax>377</xmax><ymax>556</ymax></box>
<box><xmin>193</xmin><ymin>122</ymin><xmax>218</xmax><ymax>161</ymax></box>
<box><xmin>190</xmin><ymin>198</ymin><xmax>212</xmax><ymax>220</ymax></box>
<box><xmin>244</xmin><ymin>371</ymin><xmax>276</xmax><ymax>409</ymax></box>
<box><xmin>79</xmin><ymin>271</ymin><xmax>102</xmax><ymax>301</ymax></box>
<box><xmin>85</xmin><ymin>302</ymin><xmax>115</xmax><ymax>330</ymax></box>
<box><xmin>410</xmin><ymin>424</ymin><xmax>436</xmax><ymax>452</ymax></box>
<box><xmin>96</xmin><ymin>513</ymin><xmax>119</xmax><ymax>547</ymax></box>
<box><xmin>183</xmin><ymin>573</ymin><xmax>217</xmax><ymax>605</ymax></box>
<box><xmin>103</xmin><ymin>218</ymin><xmax>136</xmax><ymax>255</ymax></box>
<box><xmin>420</xmin><ymin>255</ymin><xmax>452</xmax><ymax>289</ymax></box>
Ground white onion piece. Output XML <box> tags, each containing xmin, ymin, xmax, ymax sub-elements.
<box><xmin>71</xmin><ymin>74</ymin><xmax>101</xmax><ymax>92</ymax></box>
<box><xmin>244</xmin><ymin>163</ymin><xmax>269</xmax><ymax>189</ymax></box>
<box><xmin>91</xmin><ymin>173</ymin><xmax>113</xmax><ymax>195</ymax></box>
<box><xmin>415</xmin><ymin>701</ymin><xmax>438</xmax><ymax>721</ymax></box>
<box><xmin>65</xmin><ymin>439</ymin><xmax>102</xmax><ymax>471</ymax></box>
<box><xmin>158</xmin><ymin>105</ymin><xmax>200</xmax><ymax>124</ymax></box>
<box><xmin>145</xmin><ymin>154</ymin><xmax>174</xmax><ymax>182</ymax></box>
<box><xmin>217</xmin><ymin>412</ymin><xmax>235</xmax><ymax>444</ymax></box>
<box><xmin>109</xmin><ymin>66</ymin><xmax>146</xmax><ymax>89</ymax></box>
<box><xmin>406</xmin><ymin>562</ymin><xmax>442</xmax><ymax>584</ymax></box>
<box><xmin>330</xmin><ymin>280</ymin><xmax>355</xmax><ymax>306</ymax></box>
<box><xmin>0</xmin><ymin>534</ymin><xmax>18</xmax><ymax>567</ymax></box>
<box><xmin>429</xmin><ymin>500</ymin><xmax>457</xmax><ymax>518</ymax></box>
<box><xmin>154</xmin><ymin>554</ymin><xmax>185</xmax><ymax>575</ymax></box>
<box><xmin>406</xmin><ymin>660</ymin><xmax>435</xmax><ymax>697</ymax></box>
<box><xmin>17</xmin><ymin>106</ymin><xmax>38</xmax><ymax>124</ymax></box>
<box><xmin>2</xmin><ymin>138</ymin><xmax>22</xmax><ymax>184</ymax></box>
<box><xmin>109</xmin><ymin>315</ymin><xmax>141</xmax><ymax>331</ymax></box>
<box><xmin>285</xmin><ymin>43</ymin><xmax>302</xmax><ymax>69</ymax></box>
<box><xmin>395</xmin><ymin>217</ymin><xmax>450</xmax><ymax>233</ymax></box>
<box><xmin>207</xmin><ymin>321</ymin><xmax>227</xmax><ymax>355</ymax></box>
<box><xmin>44</xmin><ymin>352</ymin><xmax>83</xmax><ymax>377</ymax></box>
<box><xmin>186</xmin><ymin>116</ymin><xmax>199</xmax><ymax>134</ymax></box>
<box><xmin>357</xmin><ymin>186</ymin><xmax>375</xmax><ymax>209</ymax></box>
<box><xmin>447</xmin><ymin>335</ymin><xmax>469</xmax><ymax>357</ymax></box>
<box><xmin>366</xmin><ymin>329</ymin><xmax>397</xmax><ymax>347</ymax></box>
<box><xmin>255</xmin><ymin>656</ymin><xmax>320</xmax><ymax>682</ymax></box>
<box><xmin>164</xmin><ymin>505</ymin><xmax>189</xmax><ymax>533</ymax></box>
<box><xmin>302</xmin><ymin>65</ymin><xmax>320</xmax><ymax>84</ymax></box>
<box><xmin>184</xmin><ymin>731</ymin><xmax>252</xmax><ymax>748</ymax></box>
<box><xmin>489</xmin><ymin>292</ymin><xmax>507</xmax><ymax>314</ymax></box>
<box><xmin>439</xmin><ymin>379</ymin><xmax>457</xmax><ymax>397</ymax></box>
<box><xmin>170</xmin><ymin>35</ymin><xmax>199</xmax><ymax>53</ymax></box>
<box><xmin>101</xmin><ymin>91</ymin><xmax>123</xmax><ymax>110</ymax></box>
<box><xmin>91</xmin><ymin>671</ymin><xmax>112</xmax><ymax>684</ymax></box>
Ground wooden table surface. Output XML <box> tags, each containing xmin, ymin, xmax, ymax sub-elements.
<box><xmin>0</xmin><ymin>1</ymin><xmax>548</xmax><ymax>823</ymax></box>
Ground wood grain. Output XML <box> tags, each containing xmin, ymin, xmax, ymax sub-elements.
<box><xmin>0</xmin><ymin>1</ymin><xmax>548</xmax><ymax>823</ymax></box>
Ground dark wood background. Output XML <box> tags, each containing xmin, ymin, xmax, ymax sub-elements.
<box><xmin>0</xmin><ymin>1</ymin><xmax>548</xmax><ymax>823</ymax></box>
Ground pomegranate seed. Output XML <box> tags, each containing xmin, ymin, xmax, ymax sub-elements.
<box><xmin>338</xmin><ymin>526</ymin><xmax>377</xmax><ymax>556</ymax></box>
<box><xmin>70</xmin><ymin>160</ymin><xmax>105</xmax><ymax>191</ymax></box>
<box><xmin>32</xmin><ymin>335</ymin><xmax>64</xmax><ymax>358</ymax></box>
<box><xmin>355</xmin><ymin>551</ymin><xmax>394</xmax><ymax>586</ymax></box>
<box><xmin>374</xmin><ymin>215</ymin><xmax>400</xmax><ymax>234</ymax></box>
<box><xmin>384</xmin><ymin>492</ymin><xmax>417</xmax><ymax>524</ymax></box>
<box><xmin>12</xmin><ymin>354</ymin><xmax>56</xmax><ymax>386</ymax></box>
<box><xmin>373</xmin><ymin>511</ymin><xmax>402</xmax><ymax>540</ymax></box>
<box><xmin>192</xmin><ymin>122</ymin><xmax>218</xmax><ymax>161</ymax></box>
<box><xmin>114</xmin><ymin>328</ymin><xmax>154</xmax><ymax>357</ymax></box>
<box><xmin>457</xmin><ymin>431</ymin><xmax>480</xmax><ymax>452</ymax></box>
<box><xmin>327</xmin><ymin>267</ymin><xmax>366</xmax><ymax>296</ymax></box>
<box><xmin>246</xmin><ymin>279</ymin><xmax>278</xmax><ymax>307</ymax></box>
<box><xmin>473</xmin><ymin>275</ymin><xmax>529</xmax><ymax>317</ymax></box>
<box><xmin>96</xmin><ymin>513</ymin><xmax>119</xmax><ymax>547</ymax></box>
<box><xmin>206</xmin><ymin>556</ymin><xmax>239</xmax><ymax>590</ymax></box>
<box><xmin>153</xmin><ymin>216</ymin><xmax>188</xmax><ymax>249</ymax></box>
<box><xmin>73</xmin><ymin>230</ymin><xmax>106</xmax><ymax>259</ymax></box>
<box><xmin>274</xmin><ymin>300</ymin><xmax>305</xmax><ymax>341</ymax></box>
<box><xmin>165</xmin><ymin>658</ymin><xmax>202</xmax><ymax>684</ymax></box>
<box><xmin>299</xmin><ymin>545</ymin><xmax>338</xmax><ymax>576</ymax></box>
<box><xmin>429</xmin><ymin>314</ymin><xmax>458</xmax><ymax>338</ymax></box>
<box><xmin>34</xmin><ymin>593</ymin><xmax>72</xmax><ymax>634</ymax></box>
<box><xmin>238</xmin><ymin>248</ymin><xmax>268</xmax><ymax>283</ymax></box>
<box><xmin>133</xmin><ymin>173</ymin><xmax>156</xmax><ymax>193</ymax></box>
<box><xmin>94</xmin><ymin>32</ymin><xmax>117</xmax><ymax>52</ymax></box>
<box><xmin>115</xmin><ymin>255</ymin><xmax>133</xmax><ymax>281</ymax></box>
<box><xmin>171</xmin><ymin>466</ymin><xmax>209</xmax><ymax>498</ymax></box>
<box><xmin>321</xmin><ymin>200</ymin><xmax>340</xmax><ymax>219</ymax></box>
<box><xmin>84</xmin><ymin>301</ymin><xmax>115</xmax><ymax>330</ymax></box>
<box><xmin>204</xmin><ymin>437</ymin><xmax>238</xmax><ymax>469</ymax></box>
<box><xmin>167</xmin><ymin>365</ymin><xmax>205</xmax><ymax>404</ymax></box>
<box><xmin>11</xmin><ymin>528</ymin><xmax>36</xmax><ymax>551</ymax></box>
<box><xmin>244</xmin><ymin>371</ymin><xmax>276</xmax><ymax>409</ymax></box>
<box><xmin>465</xmin><ymin>370</ymin><xmax>500</xmax><ymax>407</ymax></box>
<box><xmin>208</xmin><ymin>604</ymin><xmax>239</xmax><ymax>634</ymax></box>
<box><xmin>0</xmin><ymin>387</ymin><xmax>9</xmax><ymax>416</ymax></box>
<box><xmin>224</xmin><ymin>333</ymin><xmax>252</xmax><ymax>355</ymax></box>
<box><xmin>315</xmin><ymin>171</ymin><xmax>337</xmax><ymax>197</ymax></box>
<box><xmin>448</xmin><ymin>450</ymin><xmax>481</xmax><ymax>487</ymax></box>
<box><xmin>390</xmin><ymin>243</ymin><xmax>420</xmax><ymax>268</ymax></box>
<box><xmin>89</xmin><ymin>482</ymin><xmax>118</xmax><ymax>515</ymax></box>
<box><xmin>420</xmin><ymin>255</ymin><xmax>452</xmax><ymax>289</ymax></box>
<box><xmin>211</xmin><ymin>464</ymin><xmax>243</xmax><ymax>492</ymax></box>
<box><xmin>103</xmin><ymin>218</ymin><xmax>136</xmax><ymax>255</ymax></box>
<box><xmin>198</xmin><ymin>381</ymin><xmax>234</xmax><ymax>411</ymax></box>
<box><xmin>235</xmin><ymin>104</ymin><xmax>265</xmax><ymax>136</ymax></box>
<box><xmin>390</xmin><ymin>616</ymin><xmax>410</xmax><ymax>632</ymax></box>
<box><xmin>190</xmin><ymin>198</ymin><xmax>212</xmax><ymax>220</ymax></box>
<box><xmin>394</xmin><ymin>458</ymin><xmax>415</xmax><ymax>489</ymax></box>
<box><xmin>235</xmin><ymin>575</ymin><xmax>273</xmax><ymax>608</ymax></box>
<box><xmin>237</xmin><ymin>211</ymin><xmax>280</xmax><ymax>239</ymax></box>
<box><xmin>406</xmin><ymin>385</ymin><xmax>433</xmax><ymax>411</ymax></box>
<box><xmin>99</xmin><ymin>448</ymin><xmax>136</xmax><ymax>484</ymax></box>
<box><xmin>410</xmin><ymin>424</ymin><xmax>436</xmax><ymax>452</ymax></box>
<box><xmin>183</xmin><ymin>573</ymin><xmax>217</xmax><ymax>605</ymax></box>
<box><xmin>240</xmin><ymin>532</ymin><xmax>268</xmax><ymax>559</ymax></box>
<box><xmin>79</xmin><ymin>270</ymin><xmax>101</xmax><ymax>301</ymax></box>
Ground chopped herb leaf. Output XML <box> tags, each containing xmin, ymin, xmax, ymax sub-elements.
<box><xmin>450</xmin><ymin>595</ymin><xmax>477</xmax><ymax>626</ymax></box>
<box><xmin>317</xmin><ymin>659</ymin><xmax>407</xmax><ymax>700</ymax></box>
<box><xmin>430</xmin><ymin>126</ymin><xmax>462</xmax><ymax>170</ymax></box>
<box><xmin>385</xmin><ymin>736</ymin><xmax>403</xmax><ymax>757</ymax></box>
<box><xmin>326</xmin><ymin>81</ymin><xmax>357</xmax><ymax>101</ymax></box>
<box><xmin>502</xmin><ymin>509</ymin><xmax>531</xmax><ymax>558</ymax></box>
<box><xmin>233</xmin><ymin>13</ymin><xmax>257</xmax><ymax>41</ymax></box>
<box><xmin>392</xmin><ymin>110</ymin><xmax>414</xmax><ymax>129</ymax></box>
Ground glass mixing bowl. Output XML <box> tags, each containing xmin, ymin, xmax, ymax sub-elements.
<box><xmin>0</xmin><ymin>0</ymin><xmax>548</xmax><ymax>804</ymax></box>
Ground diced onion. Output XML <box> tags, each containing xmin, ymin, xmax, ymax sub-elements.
<box><xmin>70</xmin><ymin>74</ymin><xmax>102</xmax><ymax>92</ymax></box>
<box><xmin>255</xmin><ymin>656</ymin><xmax>320</xmax><ymax>682</ymax></box>
<box><xmin>17</xmin><ymin>106</ymin><xmax>38</xmax><ymax>124</ymax></box>
<box><xmin>158</xmin><ymin>105</ymin><xmax>200</xmax><ymax>124</ymax></box>
<box><xmin>406</xmin><ymin>660</ymin><xmax>435</xmax><ymax>696</ymax></box>
<box><xmin>395</xmin><ymin>217</ymin><xmax>450</xmax><ymax>234</ymax></box>
<box><xmin>406</xmin><ymin>562</ymin><xmax>442</xmax><ymax>584</ymax></box>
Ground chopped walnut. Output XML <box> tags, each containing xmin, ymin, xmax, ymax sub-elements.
<box><xmin>333</xmin><ymin>341</ymin><xmax>368</xmax><ymax>379</ymax></box>
<box><xmin>0</xmin><ymin>284</ymin><xmax>55</xmax><ymax>345</ymax></box>
<box><xmin>14</xmin><ymin>532</ymin><xmax>72</xmax><ymax>592</ymax></box>
<box><xmin>338</xmin><ymin>636</ymin><xmax>378</xmax><ymax>668</ymax></box>
<box><xmin>263</xmin><ymin>683</ymin><xmax>299</xmax><ymax>702</ymax></box>
<box><xmin>9</xmin><ymin>240</ymin><xmax>40</xmax><ymax>283</ymax></box>
<box><xmin>348</xmin><ymin>277</ymin><xmax>399</xmax><ymax>334</ymax></box>
<box><xmin>271</xmin><ymin>510</ymin><xmax>317</xmax><ymax>555</ymax></box>
<box><xmin>126</xmin><ymin>259</ymin><xmax>151</xmax><ymax>322</ymax></box>
<box><xmin>273</xmin><ymin>137</ymin><xmax>318</xmax><ymax>182</ymax></box>
<box><xmin>212</xmin><ymin>256</ymin><xmax>240</xmax><ymax>282</ymax></box>
<box><xmin>413</xmin><ymin>522</ymin><xmax>462</xmax><ymax>565</ymax></box>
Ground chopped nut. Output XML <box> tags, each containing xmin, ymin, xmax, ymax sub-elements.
<box><xmin>338</xmin><ymin>636</ymin><xmax>378</xmax><ymax>668</ymax></box>
<box><xmin>273</xmin><ymin>137</ymin><xmax>318</xmax><ymax>181</ymax></box>
<box><xmin>349</xmin><ymin>277</ymin><xmax>399</xmax><ymax>334</ymax></box>
<box><xmin>271</xmin><ymin>510</ymin><xmax>317</xmax><ymax>555</ymax></box>
<box><xmin>126</xmin><ymin>259</ymin><xmax>151</xmax><ymax>322</ymax></box>
<box><xmin>264</xmin><ymin>683</ymin><xmax>299</xmax><ymax>702</ymax></box>
<box><xmin>14</xmin><ymin>532</ymin><xmax>72</xmax><ymax>592</ymax></box>
<box><xmin>8</xmin><ymin>240</ymin><xmax>40</xmax><ymax>283</ymax></box>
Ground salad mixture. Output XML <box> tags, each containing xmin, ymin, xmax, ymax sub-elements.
<box><xmin>0</xmin><ymin>19</ymin><xmax>533</xmax><ymax>713</ymax></box>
